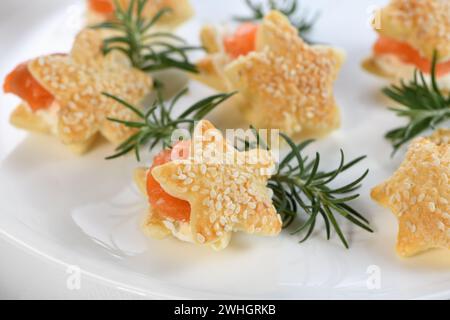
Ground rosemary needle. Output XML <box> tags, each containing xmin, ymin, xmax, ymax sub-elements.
<box><xmin>246</xmin><ymin>129</ymin><xmax>372</xmax><ymax>248</ymax></box>
<box><xmin>383</xmin><ymin>52</ymin><xmax>450</xmax><ymax>155</ymax></box>
<box><xmin>92</xmin><ymin>0</ymin><xmax>201</xmax><ymax>73</ymax></box>
<box><xmin>104</xmin><ymin>88</ymin><xmax>236</xmax><ymax>161</ymax></box>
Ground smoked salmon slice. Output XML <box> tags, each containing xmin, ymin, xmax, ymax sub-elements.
<box><xmin>374</xmin><ymin>36</ymin><xmax>450</xmax><ymax>77</ymax></box>
<box><xmin>147</xmin><ymin>141</ymin><xmax>191</xmax><ymax>222</ymax></box>
<box><xmin>4</xmin><ymin>62</ymin><xmax>54</xmax><ymax>111</ymax></box>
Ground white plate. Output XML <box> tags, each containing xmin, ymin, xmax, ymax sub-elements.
<box><xmin>0</xmin><ymin>0</ymin><xmax>449</xmax><ymax>300</ymax></box>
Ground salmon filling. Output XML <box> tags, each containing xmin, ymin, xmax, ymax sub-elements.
<box><xmin>223</xmin><ymin>23</ymin><xmax>259</xmax><ymax>59</ymax></box>
<box><xmin>147</xmin><ymin>141</ymin><xmax>191</xmax><ymax>222</ymax></box>
<box><xmin>88</xmin><ymin>0</ymin><xmax>115</xmax><ymax>15</ymax></box>
<box><xmin>374</xmin><ymin>36</ymin><xmax>450</xmax><ymax>77</ymax></box>
<box><xmin>3</xmin><ymin>62</ymin><xmax>54</xmax><ymax>111</ymax></box>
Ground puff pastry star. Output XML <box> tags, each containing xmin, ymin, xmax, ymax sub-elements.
<box><xmin>195</xmin><ymin>11</ymin><xmax>345</xmax><ymax>139</ymax></box>
<box><xmin>14</xmin><ymin>29</ymin><xmax>153</xmax><ymax>153</ymax></box>
<box><xmin>150</xmin><ymin>120</ymin><xmax>282</xmax><ymax>246</ymax></box>
<box><xmin>371</xmin><ymin>129</ymin><xmax>450</xmax><ymax>257</ymax></box>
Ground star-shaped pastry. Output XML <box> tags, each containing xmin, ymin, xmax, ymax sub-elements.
<box><xmin>11</xmin><ymin>29</ymin><xmax>153</xmax><ymax>153</ymax></box>
<box><xmin>193</xmin><ymin>11</ymin><xmax>345</xmax><ymax>139</ymax></box>
<box><xmin>150</xmin><ymin>120</ymin><xmax>282</xmax><ymax>246</ymax></box>
<box><xmin>225</xmin><ymin>11</ymin><xmax>345</xmax><ymax>139</ymax></box>
<box><xmin>371</xmin><ymin>129</ymin><xmax>450</xmax><ymax>257</ymax></box>
<box><xmin>376</xmin><ymin>0</ymin><xmax>450</xmax><ymax>62</ymax></box>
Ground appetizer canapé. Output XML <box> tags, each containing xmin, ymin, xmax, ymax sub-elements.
<box><xmin>193</xmin><ymin>10</ymin><xmax>345</xmax><ymax>140</ymax></box>
<box><xmin>134</xmin><ymin>120</ymin><xmax>282</xmax><ymax>250</ymax></box>
<box><xmin>106</xmin><ymin>89</ymin><xmax>370</xmax><ymax>250</ymax></box>
<box><xmin>3</xmin><ymin>29</ymin><xmax>153</xmax><ymax>154</ymax></box>
<box><xmin>371</xmin><ymin>129</ymin><xmax>450</xmax><ymax>257</ymax></box>
<box><xmin>87</xmin><ymin>0</ymin><xmax>194</xmax><ymax>29</ymax></box>
<box><xmin>363</xmin><ymin>0</ymin><xmax>450</xmax><ymax>91</ymax></box>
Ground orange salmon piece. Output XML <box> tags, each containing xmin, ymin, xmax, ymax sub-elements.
<box><xmin>88</xmin><ymin>0</ymin><xmax>115</xmax><ymax>15</ymax></box>
<box><xmin>223</xmin><ymin>23</ymin><xmax>259</xmax><ymax>59</ymax></box>
<box><xmin>147</xmin><ymin>141</ymin><xmax>191</xmax><ymax>222</ymax></box>
<box><xmin>4</xmin><ymin>62</ymin><xmax>54</xmax><ymax>111</ymax></box>
<box><xmin>374</xmin><ymin>36</ymin><xmax>450</xmax><ymax>77</ymax></box>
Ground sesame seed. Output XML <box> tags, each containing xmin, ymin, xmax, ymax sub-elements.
<box><xmin>428</xmin><ymin>202</ymin><xmax>436</xmax><ymax>212</ymax></box>
<box><xmin>196</xmin><ymin>233</ymin><xmax>205</xmax><ymax>244</ymax></box>
<box><xmin>202</xmin><ymin>198</ymin><xmax>211</xmax><ymax>207</ymax></box>
<box><xmin>407</xmin><ymin>221</ymin><xmax>417</xmax><ymax>233</ymax></box>
<box><xmin>418</xmin><ymin>193</ymin><xmax>426</xmax><ymax>202</ymax></box>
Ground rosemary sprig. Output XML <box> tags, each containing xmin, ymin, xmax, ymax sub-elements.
<box><xmin>104</xmin><ymin>88</ymin><xmax>236</xmax><ymax>161</ymax></box>
<box><xmin>383</xmin><ymin>52</ymin><xmax>450</xmax><ymax>154</ymax></box>
<box><xmin>234</xmin><ymin>0</ymin><xmax>319</xmax><ymax>40</ymax></box>
<box><xmin>245</xmin><ymin>129</ymin><xmax>371</xmax><ymax>248</ymax></box>
<box><xmin>92</xmin><ymin>0</ymin><xmax>200</xmax><ymax>73</ymax></box>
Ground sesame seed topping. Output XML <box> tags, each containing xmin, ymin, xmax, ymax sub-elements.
<box><xmin>224</xmin><ymin>10</ymin><xmax>342</xmax><ymax>137</ymax></box>
<box><xmin>29</xmin><ymin>29</ymin><xmax>152</xmax><ymax>147</ymax></box>
<box><xmin>428</xmin><ymin>202</ymin><xmax>436</xmax><ymax>212</ymax></box>
<box><xmin>372</xmin><ymin>129</ymin><xmax>449</xmax><ymax>255</ymax></box>
<box><xmin>407</xmin><ymin>221</ymin><xmax>417</xmax><ymax>233</ymax></box>
<box><xmin>196</xmin><ymin>233</ymin><xmax>205</xmax><ymax>244</ymax></box>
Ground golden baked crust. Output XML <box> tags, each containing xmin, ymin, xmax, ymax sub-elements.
<box><xmin>190</xmin><ymin>25</ymin><xmax>233</xmax><ymax>91</ymax></box>
<box><xmin>11</xmin><ymin>29</ymin><xmax>153</xmax><ymax>154</ymax></box>
<box><xmin>10</xmin><ymin>103</ymin><xmax>53</xmax><ymax>135</ymax></box>
<box><xmin>194</xmin><ymin>11</ymin><xmax>345</xmax><ymax>139</ymax></box>
<box><xmin>228</xmin><ymin>11</ymin><xmax>344</xmax><ymax>139</ymax></box>
<box><xmin>376</xmin><ymin>0</ymin><xmax>450</xmax><ymax>61</ymax></box>
<box><xmin>135</xmin><ymin>167</ymin><xmax>233</xmax><ymax>250</ymax></box>
<box><xmin>87</xmin><ymin>0</ymin><xmax>194</xmax><ymax>29</ymax></box>
<box><xmin>10</xmin><ymin>103</ymin><xmax>98</xmax><ymax>154</ymax></box>
<box><xmin>192</xmin><ymin>54</ymin><xmax>232</xmax><ymax>92</ymax></box>
<box><xmin>361</xmin><ymin>57</ymin><xmax>394</xmax><ymax>79</ymax></box>
<box><xmin>139</xmin><ymin>120</ymin><xmax>282</xmax><ymax>249</ymax></box>
<box><xmin>371</xmin><ymin>129</ymin><xmax>450</xmax><ymax>257</ymax></box>
<box><xmin>200</xmin><ymin>25</ymin><xmax>223</xmax><ymax>54</ymax></box>
<box><xmin>428</xmin><ymin>128</ymin><xmax>450</xmax><ymax>145</ymax></box>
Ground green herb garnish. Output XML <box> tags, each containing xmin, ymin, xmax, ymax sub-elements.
<box><xmin>383</xmin><ymin>52</ymin><xmax>450</xmax><ymax>154</ymax></box>
<box><xmin>245</xmin><ymin>129</ymin><xmax>371</xmax><ymax>248</ymax></box>
<box><xmin>92</xmin><ymin>0</ymin><xmax>201</xmax><ymax>73</ymax></box>
<box><xmin>103</xmin><ymin>87</ymin><xmax>236</xmax><ymax>160</ymax></box>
